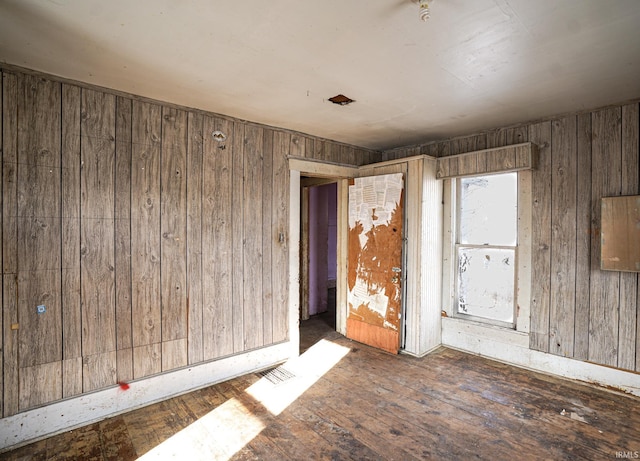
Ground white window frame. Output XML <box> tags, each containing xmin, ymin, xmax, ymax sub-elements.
<box><xmin>442</xmin><ymin>171</ymin><xmax>531</xmax><ymax>334</ymax></box>
<box><xmin>454</xmin><ymin>174</ymin><xmax>518</xmax><ymax>328</ymax></box>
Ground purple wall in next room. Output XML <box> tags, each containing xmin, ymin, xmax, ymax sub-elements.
<box><xmin>309</xmin><ymin>183</ymin><xmax>337</xmax><ymax>315</ymax></box>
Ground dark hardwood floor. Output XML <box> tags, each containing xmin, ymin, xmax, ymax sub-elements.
<box><xmin>2</xmin><ymin>300</ymin><xmax>639</xmax><ymax>460</ymax></box>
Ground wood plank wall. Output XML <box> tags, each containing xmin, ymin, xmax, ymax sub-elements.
<box><xmin>384</xmin><ymin>102</ymin><xmax>640</xmax><ymax>373</ymax></box>
<box><xmin>0</xmin><ymin>68</ymin><xmax>379</xmax><ymax>417</ymax></box>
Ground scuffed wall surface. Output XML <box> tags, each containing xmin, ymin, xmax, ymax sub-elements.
<box><xmin>384</xmin><ymin>102</ymin><xmax>640</xmax><ymax>373</ymax></box>
<box><xmin>0</xmin><ymin>66</ymin><xmax>380</xmax><ymax>418</ymax></box>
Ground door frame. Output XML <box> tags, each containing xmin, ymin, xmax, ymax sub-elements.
<box><xmin>289</xmin><ymin>157</ymin><xmax>422</xmax><ymax>351</ymax></box>
<box><xmin>289</xmin><ymin>159</ymin><xmax>358</xmax><ymax>344</ymax></box>
<box><xmin>289</xmin><ymin>155</ymin><xmax>444</xmax><ymax>358</ymax></box>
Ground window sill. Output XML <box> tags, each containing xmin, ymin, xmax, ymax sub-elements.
<box><xmin>442</xmin><ymin>316</ymin><xmax>529</xmax><ymax>349</ymax></box>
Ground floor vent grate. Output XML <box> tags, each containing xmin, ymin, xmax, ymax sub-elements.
<box><xmin>259</xmin><ymin>366</ymin><xmax>296</xmax><ymax>385</ymax></box>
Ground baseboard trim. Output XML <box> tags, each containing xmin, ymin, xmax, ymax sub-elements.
<box><xmin>0</xmin><ymin>342</ymin><xmax>293</xmax><ymax>452</ymax></box>
<box><xmin>442</xmin><ymin>317</ymin><xmax>640</xmax><ymax>398</ymax></box>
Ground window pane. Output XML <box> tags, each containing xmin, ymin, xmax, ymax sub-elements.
<box><xmin>459</xmin><ymin>173</ymin><xmax>517</xmax><ymax>245</ymax></box>
<box><xmin>457</xmin><ymin>247</ymin><xmax>515</xmax><ymax>323</ymax></box>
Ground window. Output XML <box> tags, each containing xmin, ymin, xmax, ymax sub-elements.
<box><xmin>455</xmin><ymin>173</ymin><xmax>517</xmax><ymax>327</ymax></box>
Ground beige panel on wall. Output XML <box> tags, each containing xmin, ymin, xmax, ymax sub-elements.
<box><xmin>131</xmin><ymin>100</ymin><xmax>162</xmax><ymax>378</ymax></box>
<box><xmin>80</xmin><ymin>89</ymin><xmax>116</xmax><ymax>362</ymax></box>
<box><xmin>589</xmin><ymin>107</ymin><xmax>623</xmax><ymax>368</ymax></box>
<box><xmin>17</xmin><ymin>76</ymin><xmax>62</xmax><ymax>372</ymax></box>
<box><xmin>2</xmin><ymin>71</ymin><xmax>19</xmax><ymax>417</ymax></box>
<box><xmin>243</xmin><ymin>124</ymin><xmax>265</xmax><ymax>350</ymax></box>
<box><xmin>549</xmin><ymin>116</ymin><xmax>578</xmax><ymax>357</ymax></box>
<box><xmin>61</xmin><ymin>84</ymin><xmax>82</xmax><ymax>397</ymax></box>
<box><xmin>529</xmin><ymin>122</ymin><xmax>553</xmax><ymax>353</ymax></box>
<box><xmin>272</xmin><ymin>131</ymin><xmax>291</xmax><ymax>343</ymax></box>
<box><xmin>186</xmin><ymin>111</ymin><xmax>204</xmax><ymax>365</ymax></box>
<box><xmin>160</xmin><ymin>108</ymin><xmax>189</xmax><ymax>371</ymax></box>
<box><xmin>262</xmin><ymin>129</ymin><xmax>275</xmax><ymax>344</ymax></box>
<box><xmin>114</xmin><ymin>96</ymin><xmax>133</xmax><ymax>382</ymax></box>
<box><xmin>574</xmin><ymin>112</ymin><xmax>593</xmax><ymax>361</ymax></box>
<box><xmin>202</xmin><ymin>116</ymin><xmax>234</xmax><ymax>360</ymax></box>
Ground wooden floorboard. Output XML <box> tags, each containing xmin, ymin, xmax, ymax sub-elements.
<box><xmin>2</xmin><ymin>312</ymin><xmax>639</xmax><ymax>460</ymax></box>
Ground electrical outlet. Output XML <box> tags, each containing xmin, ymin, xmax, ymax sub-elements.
<box><xmin>37</xmin><ymin>305</ymin><xmax>46</xmax><ymax>314</ymax></box>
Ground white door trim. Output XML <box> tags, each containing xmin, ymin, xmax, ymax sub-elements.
<box><xmin>288</xmin><ymin>159</ymin><xmax>358</xmax><ymax>346</ymax></box>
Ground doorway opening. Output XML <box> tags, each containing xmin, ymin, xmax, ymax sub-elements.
<box><xmin>300</xmin><ymin>178</ymin><xmax>339</xmax><ymax>352</ymax></box>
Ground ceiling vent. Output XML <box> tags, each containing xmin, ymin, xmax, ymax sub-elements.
<box><xmin>328</xmin><ymin>94</ymin><xmax>355</xmax><ymax>106</ymax></box>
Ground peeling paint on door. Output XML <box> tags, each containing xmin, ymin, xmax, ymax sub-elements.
<box><xmin>346</xmin><ymin>173</ymin><xmax>404</xmax><ymax>353</ymax></box>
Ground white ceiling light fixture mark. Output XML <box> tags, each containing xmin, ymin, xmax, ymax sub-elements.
<box><xmin>413</xmin><ymin>0</ymin><xmax>434</xmax><ymax>22</ymax></box>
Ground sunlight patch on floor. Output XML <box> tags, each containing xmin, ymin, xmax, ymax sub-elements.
<box><xmin>137</xmin><ymin>396</ymin><xmax>264</xmax><ymax>460</ymax></box>
<box><xmin>246</xmin><ymin>339</ymin><xmax>351</xmax><ymax>416</ymax></box>
<box><xmin>136</xmin><ymin>339</ymin><xmax>350</xmax><ymax>460</ymax></box>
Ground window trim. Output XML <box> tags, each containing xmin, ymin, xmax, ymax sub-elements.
<box><xmin>453</xmin><ymin>174</ymin><xmax>518</xmax><ymax>328</ymax></box>
<box><xmin>442</xmin><ymin>171</ymin><xmax>532</xmax><ymax>334</ymax></box>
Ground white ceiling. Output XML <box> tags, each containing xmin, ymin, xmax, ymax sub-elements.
<box><xmin>1</xmin><ymin>0</ymin><xmax>640</xmax><ymax>151</ymax></box>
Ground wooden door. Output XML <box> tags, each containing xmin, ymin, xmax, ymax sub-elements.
<box><xmin>347</xmin><ymin>173</ymin><xmax>404</xmax><ymax>354</ymax></box>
